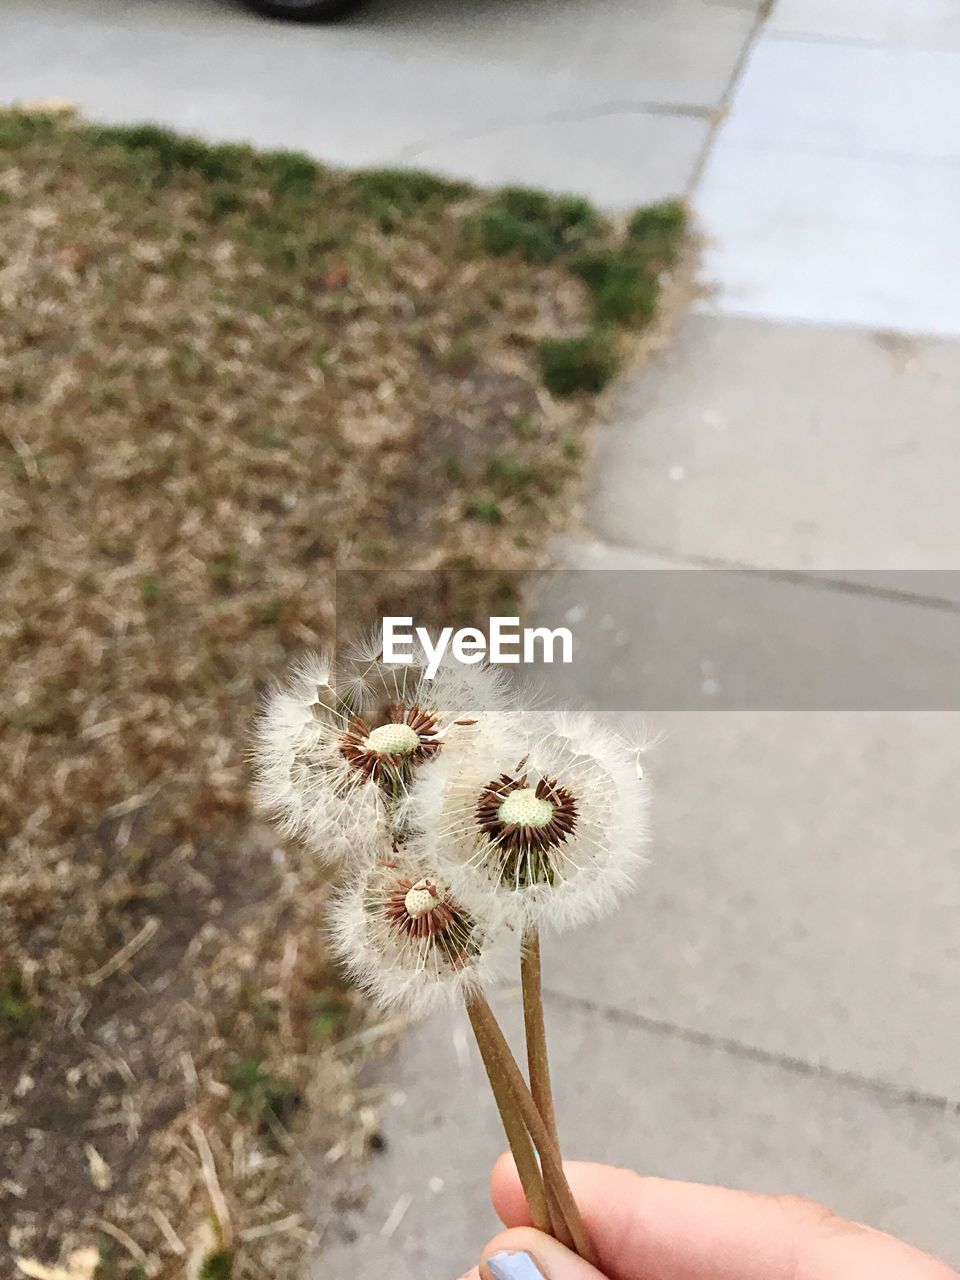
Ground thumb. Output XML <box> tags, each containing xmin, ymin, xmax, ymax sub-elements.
<box><xmin>480</xmin><ymin>1228</ymin><xmax>607</xmax><ymax>1280</ymax></box>
<box><xmin>487</xmin><ymin>1156</ymin><xmax>957</xmax><ymax>1280</ymax></box>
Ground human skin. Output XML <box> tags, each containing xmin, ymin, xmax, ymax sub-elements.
<box><xmin>455</xmin><ymin>1154</ymin><xmax>958</xmax><ymax>1280</ymax></box>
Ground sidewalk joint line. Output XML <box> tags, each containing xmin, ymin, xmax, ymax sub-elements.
<box><xmin>689</xmin><ymin>136</ymin><xmax>960</xmax><ymax>172</ymax></box>
<box><xmin>572</xmin><ymin>538</ymin><xmax>960</xmax><ymax>617</ymax></box>
<box><xmin>543</xmin><ymin>987</ymin><xmax>960</xmax><ymax>1115</ymax></box>
<box><xmin>768</xmin><ymin>29</ymin><xmax>943</xmax><ymax>55</ymax></box>
<box><xmin>394</xmin><ymin>101</ymin><xmax>715</xmax><ymax>164</ymax></box>
<box><xmin>687</xmin><ymin>0</ymin><xmax>772</xmax><ymax>192</ymax></box>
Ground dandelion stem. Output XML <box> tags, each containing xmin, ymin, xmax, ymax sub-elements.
<box><xmin>465</xmin><ymin>996</ymin><xmax>551</xmax><ymax>1236</ymax></box>
<box><xmin>521</xmin><ymin>927</ymin><xmax>558</xmax><ymax>1142</ymax></box>
<box><xmin>520</xmin><ymin>927</ymin><xmax>574</xmax><ymax>1249</ymax></box>
<box><xmin>466</xmin><ymin>993</ymin><xmax>599</xmax><ymax>1268</ymax></box>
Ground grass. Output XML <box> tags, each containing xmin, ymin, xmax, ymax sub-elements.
<box><xmin>0</xmin><ymin>967</ymin><xmax>38</xmax><ymax>1040</ymax></box>
<box><xmin>540</xmin><ymin>328</ymin><xmax>620</xmax><ymax>397</ymax></box>
<box><xmin>570</xmin><ymin>248</ymin><xmax>659</xmax><ymax>325</ymax></box>
<box><xmin>487</xmin><ymin>455</ymin><xmax>538</xmax><ymax>492</ymax></box>
<box><xmin>0</xmin><ymin>107</ymin><xmax>687</xmax><ymax>1278</ymax></box>
<box><xmin>627</xmin><ymin>197</ymin><xmax>687</xmax><ymax>265</ymax></box>
<box><xmin>309</xmin><ymin>986</ymin><xmax>350</xmax><ymax>1041</ymax></box>
<box><xmin>226</xmin><ymin>1056</ymin><xmax>302</xmax><ymax>1130</ymax></box>
<box><xmin>95</xmin><ymin>1242</ymin><xmax>147</xmax><ymax>1280</ymax></box>
<box><xmin>198</xmin><ymin>1250</ymin><xmax>234</xmax><ymax>1280</ymax></box>
<box><xmin>471</xmin><ymin>186</ymin><xmax>601</xmax><ymax>264</ymax></box>
<box><xmin>347</xmin><ymin>166</ymin><xmax>471</xmax><ymax>231</ymax></box>
<box><xmin>471</xmin><ymin>186</ymin><xmax>687</xmax><ymax>393</ymax></box>
<box><xmin>466</xmin><ymin>499</ymin><xmax>505</xmax><ymax>524</ymax></box>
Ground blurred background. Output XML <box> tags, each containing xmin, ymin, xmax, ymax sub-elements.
<box><xmin>1</xmin><ymin>1</ymin><xmax>958</xmax><ymax>1277</ymax></box>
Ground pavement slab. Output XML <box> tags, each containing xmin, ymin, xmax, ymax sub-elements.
<box><xmin>697</xmin><ymin>145</ymin><xmax>960</xmax><ymax>336</ymax></box>
<box><xmin>539</xmin><ymin>705</ymin><xmax>960</xmax><ymax>1103</ymax></box>
<box><xmin>769</xmin><ymin>0</ymin><xmax>960</xmax><ymax>49</ymax></box>
<box><xmin>0</xmin><ymin>0</ymin><xmax>751</xmax><ymax>203</ymax></box>
<box><xmin>312</xmin><ymin>995</ymin><xmax>960</xmax><ymax>1277</ymax></box>
<box><xmin>404</xmin><ymin>111</ymin><xmax>710</xmax><ymax>209</ymax></box>
<box><xmin>351</xmin><ymin>0</ymin><xmax>758</xmax><ymax>109</ymax></box>
<box><xmin>694</xmin><ymin>20</ymin><xmax>960</xmax><ymax>336</ymax></box>
<box><xmin>718</xmin><ymin>37</ymin><xmax>960</xmax><ymax>162</ymax></box>
<box><xmin>588</xmin><ymin>313</ymin><xmax>960</xmax><ymax>567</ymax></box>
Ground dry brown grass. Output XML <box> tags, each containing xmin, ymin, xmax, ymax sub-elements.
<box><xmin>0</xmin><ymin>109</ymin><xmax>687</xmax><ymax>1278</ymax></box>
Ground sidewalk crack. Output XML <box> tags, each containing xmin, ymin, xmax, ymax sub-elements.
<box><xmin>566</xmin><ymin>537</ymin><xmax>960</xmax><ymax>616</ymax></box>
<box><xmin>544</xmin><ymin>986</ymin><xmax>959</xmax><ymax>1114</ymax></box>
<box><xmin>393</xmin><ymin>101</ymin><xmax>714</xmax><ymax>164</ymax></box>
<box><xmin>688</xmin><ymin>0</ymin><xmax>772</xmax><ymax>191</ymax></box>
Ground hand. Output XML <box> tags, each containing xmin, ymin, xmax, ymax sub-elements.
<box><xmin>459</xmin><ymin>1154</ymin><xmax>957</xmax><ymax>1280</ymax></box>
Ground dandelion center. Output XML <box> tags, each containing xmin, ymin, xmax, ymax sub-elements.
<box><xmin>403</xmin><ymin>877</ymin><xmax>443</xmax><ymax>919</ymax></box>
<box><xmin>383</xmin><ymin>873</ymin><xmax>475</xmax><ymax>957</ymax></box>
<box><xmin>475</xmin><ymin>772</ymin><xmax>579</xmax><ymax>890</ymax></box>
<box><xmin>497</xmin><ymin>788</ymin><xmax>554</xmax><ymax>829</ymax></box>
<box><xmin>340</xmin><ymin>703</ymin><xmax>441</xmax><ymax>782</ymax></box>
<box><xmin>365</xmin><ymin>722</ymin><xmax>421</xmax><ymax>756</ymax></box>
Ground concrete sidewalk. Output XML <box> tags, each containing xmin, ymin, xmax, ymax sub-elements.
<box><xmin>305</xmin><ymin>3</ymin><xmax>960</xmax><ymax>1275</ymax></box>
<box><xmin>5</xmin><ymin>0</ymin><xmax>957</xmax><ymax>1272</ymax></box>
<box><xmin>0</xmin><ymin>0</ymin><xmax>749</xmax><ymax>209</ymax></box>
<box><xmin>315</xmin><ymin>708</ymin><xmax>960</xmax><ymax>1272</ymax></box>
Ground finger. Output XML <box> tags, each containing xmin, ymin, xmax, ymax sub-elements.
<box><xmin>492</xmin><ymin>1156</ymin><xmax>794</xmax><ymax>1280</ymax></box>
<box><xmin>480</xmin><ymin>1227</ymin><xmax>607</xmax><ymax>1280</ymax></box>
<box><xmin>489</xmin><ymin>1154</ymin><xmax>956</xmax><ymax>1280</ymax></box>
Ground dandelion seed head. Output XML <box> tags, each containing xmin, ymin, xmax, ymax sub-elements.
<box><xmin>408</xmin><ymin>709</ymin><xmax>650</xmax><ymax>932</ymax></box>
<box><xmin>254</xmin><ymin>644</ymin><xmax>526</xmax><ymax>868</ymax></box>
<box><xmin>329</xmin><ymin>856</ymin><xmax>506</xmax><ymax>1014</ymax></box>
<box><xmin>252</xmin><ymin>652</ymin><xmax>390</xmax><ymax>864</ymax></box>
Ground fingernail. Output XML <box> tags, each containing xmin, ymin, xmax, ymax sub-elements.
<box><xmin>486</xmin><ymin>1251</ymin><xmax>545</xmax><ymax>1280</ymax></box>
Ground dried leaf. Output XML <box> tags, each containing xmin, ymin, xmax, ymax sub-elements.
<box><xmin>84</xmin><ymin>1142</ymin><xmax>112</xmax><ymax>1191</ymax></box>
<box><xmin>16</xmin><ymin>1246</ymin><xmax>100</xmax><ymax>1280</ymax></box>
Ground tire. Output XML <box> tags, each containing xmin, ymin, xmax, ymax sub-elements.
<box><xmin>242</xmin><ymin>0</ymin><xmax>364</xmax><ymax>21</ymax></box>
